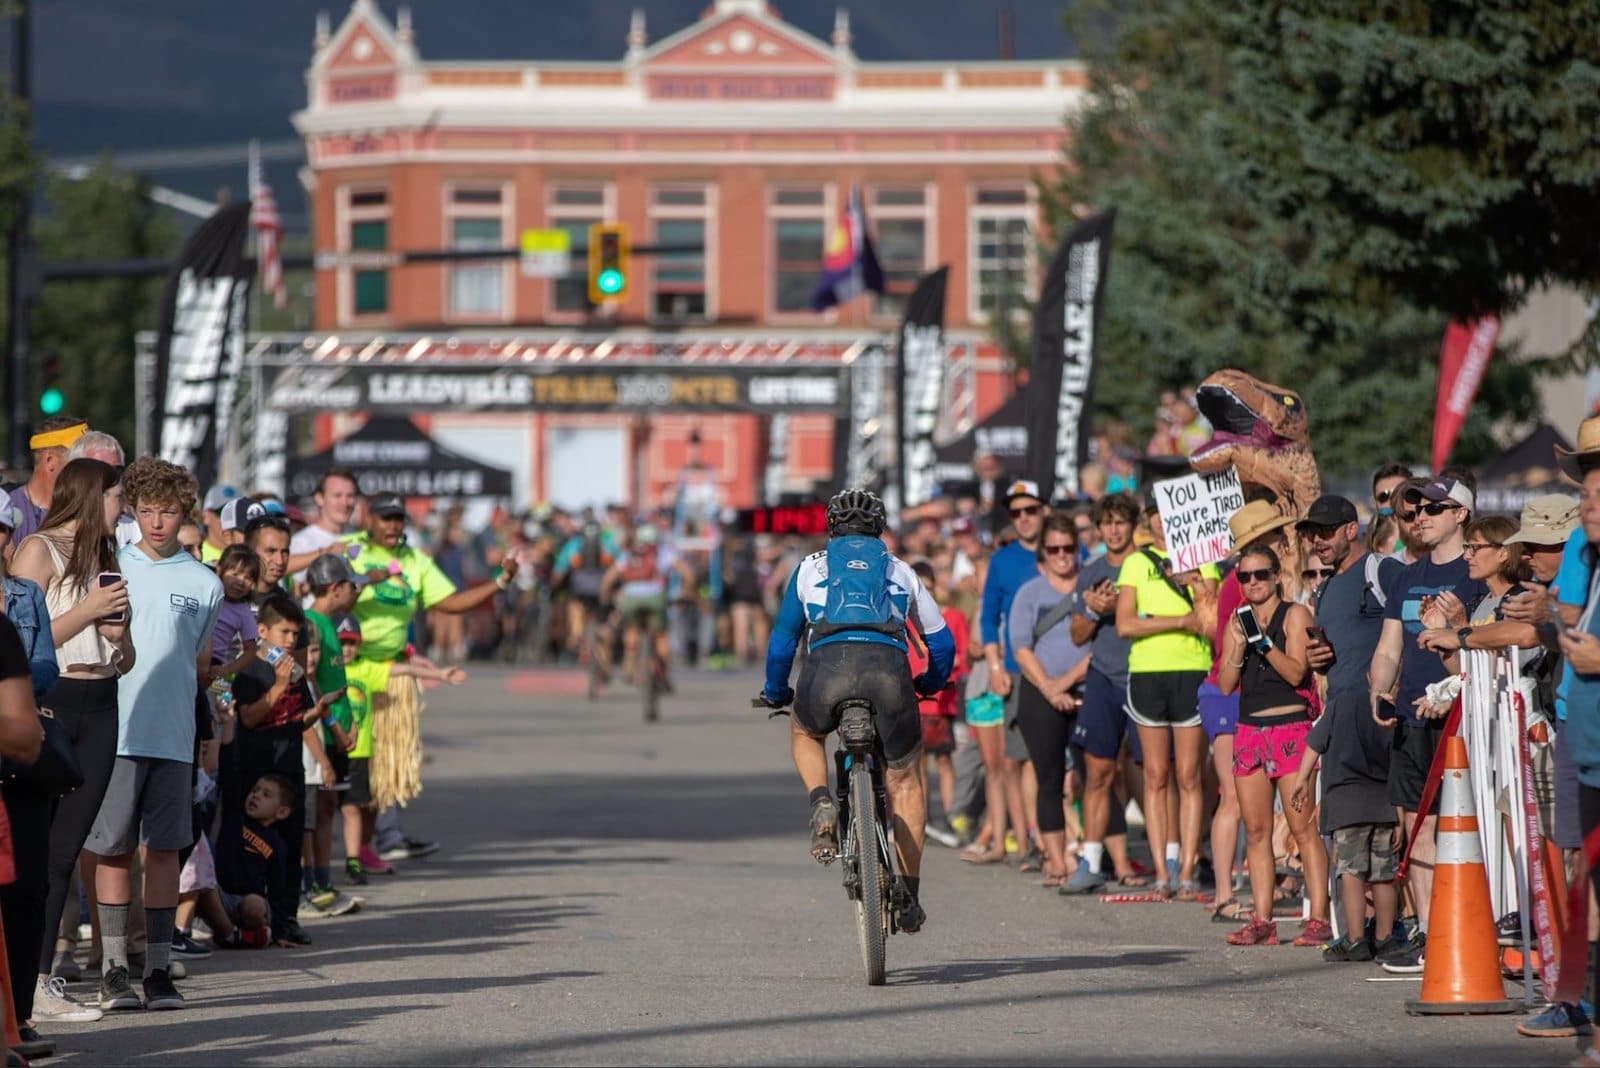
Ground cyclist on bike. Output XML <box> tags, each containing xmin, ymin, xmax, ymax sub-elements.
<box><xmin>553</xmin><ymin>516</ymin><xmax>617</xmax><ymax>666</ymax></box>
<box><xmin>601</xmin><ymin>525</ymin><xmax>692</xmax><ymax>690</ymax></box>
<box><xmin>760</xmin><ymin>489</ymin><xmax>954</xmax><ymax>933</ymax></box>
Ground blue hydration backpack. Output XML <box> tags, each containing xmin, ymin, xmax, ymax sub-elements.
<box><xmin>811</xmin><ymin>535</ymin><xmax>905</xmax><ymax>643</ymax></box>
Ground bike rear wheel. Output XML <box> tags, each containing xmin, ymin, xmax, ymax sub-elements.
<box><xmin>849</xmin><ymin>762</ymin><xmax>887</xmax><ymax>986</ymax></box>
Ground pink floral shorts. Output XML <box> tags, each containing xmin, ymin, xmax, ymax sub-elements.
<box><xmin>1232</xmin><ymin>719</ymin><xmax>1312</xmax><ymax>780</ymax></box>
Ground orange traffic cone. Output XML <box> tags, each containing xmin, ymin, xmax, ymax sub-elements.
<box><xmin>1405</xmin><ymin>735</ymin><xmax>1515</xmax><ymax>1015</ymax></box>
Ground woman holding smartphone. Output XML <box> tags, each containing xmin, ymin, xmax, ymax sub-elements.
<box><xmin>10</xmin><ymin>458</ymin><xmax>132</xmax><ymax>1025</ymax></box>
<box><xmin>1216</xmin><ymin>545</ymin><xmax>1330</xmax><ymax>947</ymax></box>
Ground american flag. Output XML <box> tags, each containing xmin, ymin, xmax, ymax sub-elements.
<box><xmin>248</xmin><ymin>144</ymin><xmax>286</xmax><ymax>309</ymax></box>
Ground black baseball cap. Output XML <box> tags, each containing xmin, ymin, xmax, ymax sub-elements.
<box><xmin>1296</xmin><ymin>495</ymin><xmax>1359</xmax><ymax>529</ymax></box>
<box><xmin>368</xmin><ymin>493</ymin><xmax>406</xmax><ymax>519</ymax></box>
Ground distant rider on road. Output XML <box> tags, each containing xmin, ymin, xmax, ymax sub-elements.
<box><xmin>760</xmin><ymin>489</ymin><xmax>954</xmax><ymax>932</ymax></box>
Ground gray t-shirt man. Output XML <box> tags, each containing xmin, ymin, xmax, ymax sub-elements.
<box><xmin>1314</xmin><ymin>551</ymin><xmax>1402</xmax><ymax>699</ymax></box>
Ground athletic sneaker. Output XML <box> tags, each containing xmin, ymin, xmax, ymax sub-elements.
<box><xmin>34</xmin><ymin>975</ymin><xmax>104</xmax><ymax>1022</ymax></box>
<box><xmin>358</xmin><ymin>845</ymin><xmax>397</xmax><ymax>875</ymax></box>
<box><xmin>142</xmin><ymin>969</ymin><xmax>185</xmax><ymax>1011</ymax></box>
<box><xmin>49</xmin><ymin>949</ymin><xmax>81</xmax><ymax>983</ymax></box>
<box><xmin>345</xmin><ymin>857</ymin><xmax>369</xmax><ymax>886</ymax></box>
<box><xmin>1376</xmin><ymin>931</ymin><xmax>1426</xmax><ymax>973</ymax></box>
<box><xmin>1517</xmin><ymin>1001</ymin><xmax>1593</xmax><ymax>1038</ymax></box>
<box><xmin>1225</xmin><ymin>919</ymin><xmax>1279</xmax><ymax>946</ymax></box>
<box><xmin>300</xmin><ymin>890</ymin><xmax>330</xmax><ymax>919</ymax></box>
<box><xmin>1292</xmin><ymin>918</ymin><xmax>1335</xmax><ymax>948</ymax></box>
<box><xmin>98</xmin><ymin>965</ymin><xmax>143</xmax><ymax>1012</ymax></box>
<box><xmin>809</xmin><ymin>798</ymin><xmax>839</xmax><ymax>863</ymax></box>
<box><xmin>171</xmin><ymin>930</ymin><xmax>212</xmax><ymax>960</ymax></box>
<box><xmin>899</xmin><ymin>898</ymin><xmax>926</xmax><ymax>934</ymax></box>
<box><xmin>14</xmin><ymin>1026</ymin><xmax>54</xmax><ymax>1060</ymax></box>
<box><xmin>1322</xmin><ymin>937</ymin><xmax>1374</xmax><ymax>962</ymax></box>
<box><xmin>378</xmin><ymin>837</ymin><xmax>439</xmax><ymax>862</ymax></box>
<box><xmin>948</xmin><ymin>814</ymin><xmax>975</xmax><ymax>845</ymax></box>
<box><xmin>319</xmin><ymin>887</ymin><xmax>362</xmax><ymax>917</ymax></box>
<box><xmin>924</xmin><ymin>819</ymin><xmax>960</xmax><ymax>849</ymax></box>
<box><xmin>1058</xmin><ymin>864</ymin><xmax>1107</xmax><ymax>896</ymax></box>
<box><xmin>278</xmin><ymin>919</ymin><xmax>313</xmax><ymax>946</ymax></box>
<box><xmin>1496</xmin><ymin>911</ymin><xmax>1524</xmax><ymax>947</ymax></box>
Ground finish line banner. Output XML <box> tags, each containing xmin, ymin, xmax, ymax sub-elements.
<box><xmin>262</xmin><ymin>363</ymin><xmax>851</xmax><ymax>414</ymax></box>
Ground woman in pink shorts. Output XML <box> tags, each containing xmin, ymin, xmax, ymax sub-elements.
<box><xmin>1216</xmin><ymin>545</ymin><xmax>1331</xmax><ymax>947</ymax></box>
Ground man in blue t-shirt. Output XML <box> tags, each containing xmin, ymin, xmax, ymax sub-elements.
<box><xmin>980</xmin><ymin>480</ymin><xmax>1046</xmax><ymax>776</ymax></box>
<box><xmin>1366</xmin><ymin>476</ymin><xmax>1485</xmax><ymax>969</ymax></box>
<box><xmin>85</xmin><ymin>459</ymin><xmax>222</xmax><ymax>1013</ymax></box>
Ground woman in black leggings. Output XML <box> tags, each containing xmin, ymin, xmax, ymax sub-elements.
<box><xmin>1009</xmin><ymin>515</ymin><xmax>1092</xmax><ymax>886</ymax></box>
<box><xmin>10</xmin><ymin>458</ymin><xmax>131</xmax><ymax>1026</ymax></box>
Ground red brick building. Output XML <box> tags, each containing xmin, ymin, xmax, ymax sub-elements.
<box><xmin>289</xmin><ymin>0</ymin><xmax>1083</xmax><ymax>510</ymax></box>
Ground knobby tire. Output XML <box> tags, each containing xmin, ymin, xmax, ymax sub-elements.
<box><xmin>850</xmin><ymin>762</ymin><xmax>887</xmax><ymax>986</ymax></box>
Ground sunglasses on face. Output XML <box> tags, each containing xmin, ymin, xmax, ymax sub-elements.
<box><xmin>1418</xmin><ymin>501</ymin><xmax>1458</xmax><ymax>516</ymax></box>
<box><xmin>1301</xmin><ymin>568</ymin><xmax>1330</xmax><ymax>581</ymax></box>
<box><xmin>1042</xmin><ymin>543</ymin><xmax>1077</xmax><ymax>556</ymax></box>
<box><xmin>1396</xmin><ymin>510</ymin><xmax>1418</xmax><ymax>523</ymax></box>
<box><xmin>244</xmin><ymin>515</ymin><xmax>291</xmax><ymax>534</ymax></box>
<box><xmin>1374</xmin><ymin>488</ymin><xmax>1394</xmax><ymax>504</ymax></box>
<box><xmin>1009</xmin><ymin>504</ymin><xmax>1042</xmax><ymax>518</ymax></box>
<box><xmin>1237</xmin><ymin>568</ymin><xmax>1277</xmax><ymax>584</ymax></box>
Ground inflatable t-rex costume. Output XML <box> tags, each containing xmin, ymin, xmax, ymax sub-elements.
<box><xmin>1188</xmin><ymin>369</ymin><xmax>1321</xmax><ymax>607</ymax></box>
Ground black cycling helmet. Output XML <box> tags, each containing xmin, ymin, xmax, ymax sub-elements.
<box><xmin>826</xmin><ymin>488</ymin><xmax>887</xmax><ymax>537</ymax></box>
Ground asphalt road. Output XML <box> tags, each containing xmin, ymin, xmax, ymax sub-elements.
<box><xmin>42</xmin><ymin>667</ymin><xmax>1558</xmax><ymax>1065</ymax></box>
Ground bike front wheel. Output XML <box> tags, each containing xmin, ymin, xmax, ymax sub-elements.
<box><xmin>849</xmin><ymin>762</ymin><xmax>887</xmax><ymax>986</ymax></box>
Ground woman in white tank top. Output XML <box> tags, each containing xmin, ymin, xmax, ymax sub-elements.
<box><xmin>7</xmin><ymin>457</ymin><xmax>133</xmax><ymax>1021</ymax></box>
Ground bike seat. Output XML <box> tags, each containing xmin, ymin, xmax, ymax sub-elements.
<box><xmin>836</xmin><ymin>701</ymin><xmax>876</xmax><ymax>749</ymax></box>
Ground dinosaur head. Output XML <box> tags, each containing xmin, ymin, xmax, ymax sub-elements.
<box><xmin>1190</xmin><ymin>370</ymin><xmax>1310</xmax><ymax>468</ymax></box>
<box><xmin>1188</xmin><ymin>369</ymin><xmax>1319</xmax><ymax>520</ymax></box>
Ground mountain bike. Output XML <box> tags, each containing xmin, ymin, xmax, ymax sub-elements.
<box><xmin>755</xmin><ymin>696</ymin><xmax>912</xmax><ymax>986</ymax></box>
<box><xmin>628</xmin><ymin>605</ymin><xmax>668</xmax><ymax>724</ymax></box>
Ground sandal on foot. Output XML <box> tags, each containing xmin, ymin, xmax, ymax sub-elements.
<box><xmin>1174</xmin><ymin>880</ymin><xmax>1203</xmax><ymax>902</ymax></box>
<box><xmin>1211</xmin><ymin>896</ymin><xmax>1252</xmax><ymax>924</ymax></box>
<box><xmin>1115</xmin><ymin>872</ymin><xmax>1152</xmax><ymax>888</ymax></box>
<box><xmin>1042</xmin><ymin>868</ymin><xmax>1069</xmax><ymax>888</ymax></box>
<box><xmin>1018</xmin><ymin>847</ymin><xmax>1046</xmax><ymax>873</ymax></box>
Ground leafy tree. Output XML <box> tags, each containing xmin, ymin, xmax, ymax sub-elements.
<box><xmin>1043</xmin><ymin>0</ymin><xmax>1557</xmax><ymax>477</ymax></box>
<box><xmin>29</xmin><ymin>160</ymin><xmax>178</xmax><ymax>451</ymax></box>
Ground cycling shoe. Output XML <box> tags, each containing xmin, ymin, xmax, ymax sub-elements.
<box><xmin>810</xmin><ymin>798</ymin><xmax>839</xmax><ymax>864</ymax></box>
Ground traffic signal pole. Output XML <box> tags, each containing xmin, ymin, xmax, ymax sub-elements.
<box><xmin>4</xmin><ymin>0</ymin><xmax>32</xmax><ymax>470</ymax></box>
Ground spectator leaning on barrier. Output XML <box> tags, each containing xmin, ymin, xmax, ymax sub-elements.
<box><xmin>1366</xmin><ymin>475</ymin><xmax>1486</xmax><ymax>973</ymax></box>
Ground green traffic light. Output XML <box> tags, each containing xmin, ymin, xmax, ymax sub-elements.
<box><xmin>39</xmin><ymin>388</ymin><xmax>64</xmax><ymax>416</ymax></box>
<box><xmin>596</xmin><ymin>268</ymin><xmax>624</xmax><ymax>295</ymax></box>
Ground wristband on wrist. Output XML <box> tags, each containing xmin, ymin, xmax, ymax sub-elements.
<box><xmin>1456</xmin><ymin>626</ymin><xmax>1472</xmax><ymax>649</ymax></box>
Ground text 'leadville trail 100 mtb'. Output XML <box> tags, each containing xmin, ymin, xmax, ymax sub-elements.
<box><xmin>755</xmin><ymin>696</ymin><xmax>914</xmax><ymax>986</ymax></box>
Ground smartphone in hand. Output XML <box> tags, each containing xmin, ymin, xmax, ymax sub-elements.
<box><xmin>97</xmin><ymin>571</ymin><xmax>127</xmax><ymax>625</ymax></box>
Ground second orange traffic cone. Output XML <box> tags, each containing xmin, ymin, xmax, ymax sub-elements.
<box><xmin>1405</xmin><ymin>734</ymin><xmax>1515</xmax><ymax>1015</ymax></box>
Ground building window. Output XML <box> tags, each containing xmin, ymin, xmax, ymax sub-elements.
<box><xmin>970</xmin><ymin>186</ymin><xmax>1033</xmax><ymax>323</ymax></box>
<box><xmin>770</xmin><ymin>187</ymin><xmax>826</xmax><ymax>314</ymax></box>
<box><xmin>871</xmin><ymin>186</ymin><xmax>930</xmax><ymax>318</ymax></box>
<box><xmin>446</xmin><ymin>185</ymin><xmax>508</xmax><ymax>318</ymax></box>
<box><xmin>548</xmin><ymin>185</ymin><xmax>609</xmax><ymax>314</ymax></box>
<box><xmin>344</xmin><ymin>188</ymin><xmax>389</xmax><ymax>318</ymax></box>
<box><xmin>651</xmin><ymin>186</ymin><xmax>710</xmax><ymax>322</ymax></box>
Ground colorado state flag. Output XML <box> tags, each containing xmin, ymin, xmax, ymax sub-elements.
<box><xmin>811</xmin><ymin>186</ymin><xmax>885</xmax><ymax>311</ymax></box>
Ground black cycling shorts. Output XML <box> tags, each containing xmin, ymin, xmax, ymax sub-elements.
<box><xmin>795</xmin><ymin>640</ymin><xmax>921</xmax><ymax>767</ymax></box>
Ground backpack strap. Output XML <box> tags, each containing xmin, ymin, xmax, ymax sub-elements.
<box><xmin>1363</xmin><ymin>553</ymin><xmax>1388</xmax><ymax>610</ymax></box>
<box><xmin>1140</xmin><ymin>547</ymin><xmax>1193</xmax><ymax>607</ymax></box>
<box><xmin>1031</xmin><ymin>593</ymin><xmax>1079</xmax><ymax>644</ymax></box>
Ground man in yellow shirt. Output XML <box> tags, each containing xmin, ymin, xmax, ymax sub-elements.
<box><xmin>1116</xmin><ymin>493</ymin><xmax>1217</xmax><ymax>899</ymax></box>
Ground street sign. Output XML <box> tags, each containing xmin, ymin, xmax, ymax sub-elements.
<box><xmin>520</xmin><ymin>228</ymin><xmax>571</xmax><ymax>278</ymax></box>
<box><xmin>312</xmin><ymin>250</ymin><xmax>403</xmax><ymax>270</ymax></box>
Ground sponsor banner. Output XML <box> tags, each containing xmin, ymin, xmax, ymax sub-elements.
<box><xmin>1024</xmin><ymin>208</ymin><xmax>1115</xmax><ymax>501</ymax></box>
<box><xmin>896</xmin><ymin>267</ymin><xmax>950</xmax><ymax>510</ymax></box>
<box><xmin>260</xmin><ymin>363</ymin><xmax>851</xmax><ymax>414</ymax></box>
<box><xmin>154</xmin><ymin>202</ymin><xmax>253</xmax><ymax>488</ymax></box>
<box><xmin>1153</xmin><ymin>469</ymin><xmax>1244</xmax><ymax>572</ymax></box>
<box><xmin>1431</xmin><ymin>317</ymin><xmax>1500</xmax><ymax>472</ymax></box>
<box><xmin>284</xmin><ymin>415</ymin><xmax>513</xmax><ymax>500</ymax></box>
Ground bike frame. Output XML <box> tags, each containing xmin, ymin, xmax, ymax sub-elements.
<box><xmin>833</xmin><ymin>703</ymin><xmax>907</xmax><ymax>931</ymax></box>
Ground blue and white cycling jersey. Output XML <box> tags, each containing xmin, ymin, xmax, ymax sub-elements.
<box><xmin>764</xmin><ymin>543</ymin><xmax>954</xmax><ymax>697</ymax></box>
